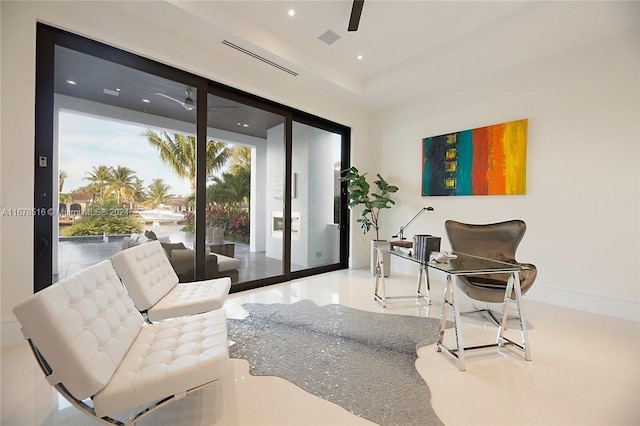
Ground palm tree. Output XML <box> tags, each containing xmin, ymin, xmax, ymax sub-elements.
<box><xmin>207</xmin><ymin>170</ymin><xmax>250</xmax><ymax>207</ymax></box>
<box><xmin>144</xmin><ymin>130</ymin><xmax>231</xmax><ymax>193</ymax></box>
<box><xmin>84</xmin><ymin>165</ymin><xmax>111</xmax><ymax>199</ymax></box>
<box><xmin>143</xmin><ymin>178</ymin><xmax>172</xmax><ymax>208</ymax></box>
<box><xmin>129</xmin><ymin>177</ymin><xmax>146</xmax><ymax>210</ymax></box>
<box><xmin>229</xmin><ymin>146</ymin><xmax>251</xmax><ymax>175</ymax></box>
<box><xmin>58</xmin><ymin>170</ymin><xmax>68</xmax><ymax>193</ymax></box>
<box><xmin>106</xmin><ymin>165</ymin><xmax>137</xmax><ymax>205</ymax></box>
<box><xmin>59</xmin><ymin>193</ymin><xmax>73</xmax><ymax>204</ymax></box>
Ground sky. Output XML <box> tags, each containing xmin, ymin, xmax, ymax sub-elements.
<box><xmin>59</xmin><ymin>111</ymin><xmax>193</xmax><ymax>197</ymax></box>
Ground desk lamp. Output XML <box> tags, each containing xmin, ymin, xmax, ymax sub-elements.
<box><xmin>393</xmin><ymin>207</ymin><xmax>435</xmax><ymax>241</ymax></box>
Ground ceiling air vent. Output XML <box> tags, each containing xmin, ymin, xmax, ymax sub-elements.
<box><xmin>222</xmin><ymin>40</ymin><xmax>298</xmax><ymax>77</ymax></box>
<box><xmin>319</xmin><ymin>30</ymin><xmax>341</xmax><ymax>46</ymax></box>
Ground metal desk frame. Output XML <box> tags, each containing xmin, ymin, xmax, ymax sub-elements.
<box><xmin>373</xmin><ymin>247</ymin><xmax>532</xmax><ymax>371</ymax></box>
<box><xmin>373</xmin><ymin>247</ymin><xmax>431</xmax><ymax>308</ymax></box>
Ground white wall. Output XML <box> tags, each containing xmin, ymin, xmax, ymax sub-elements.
<box><xmin>264</xmin><ymin>122</ymin><xmax>340</xmax><ymax>268</ymax></box>
<box><xmin>265</xmin><ymin>124</ymin><xmax>286</xmax><ymax>260</ymax></box>
<box><xmin>304</xmin><ymin>127</ymin><xmax>339</xmax><ymax>267</ymax></box>
<box><xmin>0</xmin><ymin>1</ymin><xmax>369</xmax><ymax>347</ymax></box>
<box><xmin>370</xmin><ymin>29</ymin><xmax>640</xmax><ymax>321</ymax></box>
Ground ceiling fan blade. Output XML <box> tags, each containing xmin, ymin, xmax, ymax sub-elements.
<box><xmin>156</xmin><ymin>92</ymin><xmax>195</xmax><ymax>111</ymax></box>
<box><xmin>155</xmin><ymin>92</ymin><xmax>185</xmax><ymax>105</ymax></box>
<box><xmin>348</xmin><ymin>0</ymin><xmax>364</xmax><ymax>32</ymax></box>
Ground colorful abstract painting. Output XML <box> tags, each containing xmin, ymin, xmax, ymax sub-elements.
<box><xmin>422</xmin><ymin>119</ymin><xmax>527</xmax><ymax>196</ymax></box>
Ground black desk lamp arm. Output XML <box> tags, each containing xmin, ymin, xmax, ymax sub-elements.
<box><xmin>393</xmin><ymin>207</ymin><xmax>434</xmax><ymax>240</ymax></box>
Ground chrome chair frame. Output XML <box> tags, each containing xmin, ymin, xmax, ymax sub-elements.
<box><xmin>25</xmin><ymin>338</ymin><xmax>218</xmax><ymax>426</ymax></box>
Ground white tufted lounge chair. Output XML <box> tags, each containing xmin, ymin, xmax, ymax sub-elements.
<box><xmin>111</xmin><ymin>240</ymin><xmax>231</xmax><ymax>321</ymax></box>
<box><xmin>13</xmin><ymin>260</ymin><xmax>231</xmax><ymax>425</ymax></box>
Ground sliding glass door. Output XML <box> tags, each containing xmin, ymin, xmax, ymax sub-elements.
<box><xmin>206</xmin><ymin>92</ymin><xmax>288</xmax><ymax>284</ymax></box>
<box><xmin>290</xmin><ymin>121</ymin><xmax>343</xmax><ymax>273</ymax></box>
<box><xmin>34</xmin><ymin>23</ymin><xmax>350</xmax><ymax>293</ymax></box>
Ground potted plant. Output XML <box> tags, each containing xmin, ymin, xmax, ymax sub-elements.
<box><xmin>339</xmin><ymin>166</ymin><xmax>399</xmax><ymax>275</ymax></box>
<box><xmin>206</xmin><ymin>204</ymin><xmax>229</xmax><ymax>245</ymax></box>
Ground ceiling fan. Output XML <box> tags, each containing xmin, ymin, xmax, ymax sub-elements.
<box><xmin>155</xmin><ymin>88</ymin><xmax>238</xmax><ymax>111</ymax></box>
<box><xmin>348</xmin><ymin>0</ymin><xmax>365</xmax><ymax>32</ymax></box>
<box><xmin>155</xmin><ymin>88</ymin><xmax>196</xmax><ymax>111</ymax></box>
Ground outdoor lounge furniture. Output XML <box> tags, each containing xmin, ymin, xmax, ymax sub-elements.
<box><xmin>111</xmin><ymin>240</ymin><xmax>232</xmax><ymax>321</ymax></box>
<box><xmin>13</xmin><ymin>260</ymin><xmax>230</xmax><ymax>425</ymax></box>
<box><xmin>121</xmin><ymin>233</ymin><xmax>240</xmax><ymax>282</ymax></box>
<box><xmin>169</xmin><ymin>247</ymin><xmax>240</xmax><ymax>283</ymax></box>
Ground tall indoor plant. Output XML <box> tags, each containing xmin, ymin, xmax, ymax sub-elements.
<box><xmin>340</xmin><ymin>166</ymin><xmax>399</xmax><ymax>240</ymax></box>
<box><xmin>340</xmin><ymin>166</ymin><xmax>399</xmax><ymax>275</ymax></box>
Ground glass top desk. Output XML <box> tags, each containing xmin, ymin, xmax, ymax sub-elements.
<box><xmin>373</xmin><ymin>246</ymin><xmax>531</xmax><ymax>371</ymax></box>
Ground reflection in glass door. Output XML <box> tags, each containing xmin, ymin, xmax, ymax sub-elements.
<box><xmin>290</xmin><ymin>121</ymin><xmax>342</xmax><ymax>272</ymax></box>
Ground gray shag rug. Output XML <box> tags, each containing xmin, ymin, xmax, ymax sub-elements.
<box><xmin>227</xmin><ymin>300</ymin><xmax>449</xmax><ymax>426</ymax></box>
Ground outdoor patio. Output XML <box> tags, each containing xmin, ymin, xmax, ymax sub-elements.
<box><xmin>55</xmin><ymin>236</ymin><xmax>282</xmax><ymax>284</ymax></box>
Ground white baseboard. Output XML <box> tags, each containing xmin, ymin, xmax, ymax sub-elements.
<box><xmin>1</xmin><ymin>317</ymin><xmax>24</xmax><ymax>348</ymax></box>
<box><xmin>395</xmin><ymin>265</ymin><xmax>640</xmax><ymax>322</ymax></box>
<box><xmin>527</xmin><ymin>285</ymin><xmax>640</xmax><ymax>322</ymax></box>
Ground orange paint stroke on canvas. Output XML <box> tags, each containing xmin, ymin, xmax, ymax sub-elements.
<box><xmin>486</xmin><ymin>124</ymin><xmax>506</xmax><ymax>195</ymax></box>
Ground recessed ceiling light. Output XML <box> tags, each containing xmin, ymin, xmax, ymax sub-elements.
<box><xmin>288</xmin><ymin>9</ymin><xmax>295</xmax><ymax>17</ymax></box>
<box><xmin>66</xmin><ymin>80</ymin><xmax>76</xmax><ymax>85</ymax></box>
<box><xmin>357</xmin><ymin>55</ymin><xmax>363</xmax><ymax>60</ymax></box>
<box><xmin>116</xmin><ymin>88</ymin><xmax>121</xmax><ymax>92</ymax></box>
<box><xmin>142</xmin><ymin>99</ymin><xmax>150</xmax><ymax>103</ymax></box>
<box><xmin>237</xmin><ymin>122</ymin><xmax>242</xmax><ymax>126</ymax></box>
<box><xmin>243</xmin><ymin>124</ymin><xmax>249</xmax><ymax>127</ymax></box>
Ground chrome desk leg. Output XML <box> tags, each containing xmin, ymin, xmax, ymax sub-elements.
<box><xmin>416</xmin><ymin>264</ymin><xmax>431</xmax><ymax>304</ymax></box>
<box><xmin>373</xmin><ymin>249</ymin><xmax>387</xmax><ymax>307</ymax></box>
<box><xmin>436</xmin><ymin>280</ymin><xmax>449</xmax><ymax>351</ymax></box>
<box><xmin>451</xmin><ymin>277</ymin><xmax>465</xmax><ymax>371</ymax></box>
<box><xmin>497</xmin><ymin>273</ymin><xmax>513</xmax><ymax>343</ymax></box>
<box><xmin>437</xmin><ymin>274</ymin><xmax>466</xmax><ymax>371</ymax></box>
<box><xmin>512</xmin><ymin>271</ymin><xmax>531</xmax><ymax>361</ymax></box>
<box><xmin>497</xmin><ymin>271</ymin><xmax>532</xmax><ymax>361</ymax></box>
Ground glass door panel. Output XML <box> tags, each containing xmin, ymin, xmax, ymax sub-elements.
<box><xmin>290</xmin><ymin>121</ymin><xmax>342</xmax><ymax>272</ymax></box>
<box><xmin>206</xmin><ymin>93</ymin><xmax>286</xmax><ymax>284</ymax></box>
<box><xmin>54</xmin><ymin>45</ymin><xmax>198</xmax><ymax>282</ymax></box>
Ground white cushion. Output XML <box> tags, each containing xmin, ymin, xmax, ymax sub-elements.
<box><xmin>92</xmin><ymin>308</ymin><xmax>231</xmax><ymax>417</ymax></box>
<box><xmin>13</xmin><ymin>261</ymin><xmax>143</xmax><ymax>400</ymax></box>
<box><xmin>111</xmin><ymin>241</ymin><xmax>179</xmax><ymax>311</ymax></box>
<box><xmin>147</xmin><ymin>277</ymin><xmax>231</xmax><ymax>321</ymax></box>
<box><xmin>216</xmin><ymin>254</ymin><xmax>241</xmax><ymax>272</ymax></box>
<box><xmin>157</xmin><ymin>235</ymin><xmax>171</xmax><ymax>243</ymax></box>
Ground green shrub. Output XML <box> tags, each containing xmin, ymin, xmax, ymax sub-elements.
<box><xmin>180</xmin><ymin>204</ymin><xmax>249</xmax><ymax>243</ymax></box>
<box><xmin>62</xmin><ymin>200</ymin><xmax>141</xmax><ymax>236</ymax></box>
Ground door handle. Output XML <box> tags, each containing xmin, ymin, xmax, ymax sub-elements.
<box><xmin>38</xmin><ymin>236</ymin><xmax>49</xmax><ymax>258</ymax></box>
